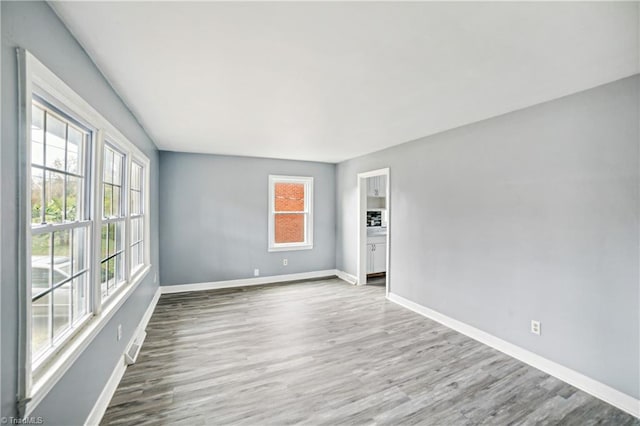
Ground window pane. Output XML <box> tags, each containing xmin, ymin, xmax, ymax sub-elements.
<box><xmin>101</xmin><ymin>261</ymin><xmax>108</xmax><ymax>297</ymax></box>
<box><xmin>131</xmin><ymin>242</ymin><xmax>139</xmax><ymax>272</ymax></box>
<box><xmin>73</xmin><ymin>227</ymin><xmax>87</xmax><ymax>274</ymax></box>
<box><xmin>274</xmin><ymin>183</ymin><xmax>305</xmax><ymax>212</ymax></box>
<box><xmin>31</xmin><ymin>233</ymin><xmax>51</xmax><ymax>297</ymax></box>
<box><xmin>45</xmin><ymin>171</ymin><xmax>65</xmax><ymax>224</ymax></box>
<box><xmin>131</xmin><ymin>163</ymin><xmax>141</xmax><ymax>191</ymax></box>
<box><xmin>138</xmin><ymin>243</ymin><xmax>144</xmax><ymax>267</ymax></box>
<box><xmin>31</xmin><ymin>105</ymin><xmax>45</xmax><ymax>166</ymax></box>
<box><xmin>108</xmin><ymin>223</ymin><xmax>116</xmax><ymax>256</ymax></box>
<box><xmin>274</xmin><ymin>213</ymin><xmax>305</xmax><ymax>243</ymax></box>
<box><xmin>66</xmin><ymin>126</ymin><xmax>83</xmax><ymax>174</ymax></box>
<box><xmin>103</xmin><ymin>147</ymin><xmax>113</xmax><ymax>184</ymax></box>
<box><xmin>131</xmin><ymin>217</ymin><xmax>138</xmax><ymax>244</ymax></box>
<box><xmin>103</xmin><ymin>184</ymin><xmax>113</xmax><ymax>218</ymax></box>
<box><xmin>72</xmin><ymin>274</ymin><xmax>88</xmax><ymax>323</ymax></box>
<box><xmin>31</xmin><ymin>167</ymin><xmax>44</xmax><ymax>224</ymax></box>
<box><xmin>115</xmin><ymin>252</ymin><xmax>125</xmax><ymax>285</ymax></box>
<box><xmin>131</xmin><ymin>190</ymin><xmax>140</xmax><ymax>215</ymax></box>
<box><xmin>113</xmin><ymin>151</ymin><xmax>123</xmax><ymax>188</ymax></box>
<box><xmin>101</xmin><ymin>224</ymin><xmax>109</xmax><ymax>261</ymax></box>
<box><xmin>112</xmin><ymin>185</ymin><xmax>121</xmax><ymax>217</ymax></box>
<box><xmin>66</xmin><ymin>176</ymin><xmax>82</xmax><ymax>221</ymax></box>
<box><xmin>107</xmin><ymin>258</ymin><xmax>115</xmax><ymax>291</ymax></box>
<box><xmin>115</xmin><ymin>222</ymin><xmax>124</xmax><ymax>253</ymax></box>
<box><xmin>53</xmin><ymin>283</ymin><xmax>71</xmax><ymax>340</ymax></box>
<box><xmin>101</xmin><ymin>257</ymin><xmax>117</xmax><ymax>298</ymax></box>
<box><xmin>32</xmin><ymin>292</ymin><xmax>51</xmax><ymax>358</ymax></box>
<box><xmin>53</xmin><ymin>229</ymin><xmax>71</xmax><ymax>283</ymax></box>
<box><xmin>45</xmin><ymin>114</ymin><xmax>66</xmax><ymax>171</ymax></box>
<box><xmin>132</xmin><ymin>217</ymin><xmax>143</xmax><ymax>243</ymax></box>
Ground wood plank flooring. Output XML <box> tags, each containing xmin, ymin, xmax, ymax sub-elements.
<box><xmin>101</xmin><ymin>278</ymin><xmax>639</xmax><ymax>425</ymax></box>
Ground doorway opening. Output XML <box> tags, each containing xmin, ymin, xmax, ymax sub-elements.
<box><xmin>357</xmin><ymin>168</ymin><xmax>390</xmax><ymax>296</ymax></box>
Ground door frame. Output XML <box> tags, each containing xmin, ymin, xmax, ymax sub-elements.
<box><xmin>356</xmin><ymin>168</ymin><xmax>390</xmax><ymax>296</ymax></box>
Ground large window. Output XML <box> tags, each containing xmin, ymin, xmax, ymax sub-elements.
<box><xmin>20</xmin><ymin>49</ymin><xmax>151</xmax><ymax>415</ymax></box>
<box><xmin>268</xmin><ymin>175</ymin><xmax>313</xmax><ymax>251</ymax></box>
<box><xmin>30</xmin><ymin>100</ymin><xmax>91</xmax><ymax>365</ymax></box>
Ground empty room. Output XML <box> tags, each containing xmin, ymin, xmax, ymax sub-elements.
<box><xmin>1</xmin><ymin>1</ymin><xmax>639</xmax><ymax>425</ymax></box>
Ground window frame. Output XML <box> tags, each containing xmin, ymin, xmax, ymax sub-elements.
<box><xmin>100</xmin><ymin>142</ymin><xmax>128</xmax><ymax>302</ymax></box>
<box><xmin>129</xmin><ymin>161</ymin><xmax>145</xmax><ymax>275</ymax></box>
<box><xmin>28</xmin><ymin>98</ymin><xmax>95</xmax><ymax>374</ymax></box>
<box><xmin>268</xmin><ymin>175</ymin><xmax>314</xmax><ymax>252</ymax></box>
<box><xmin>17</xmin><ymin>49</ymin><xmax>152</xmax><ymax>417</ymax></box>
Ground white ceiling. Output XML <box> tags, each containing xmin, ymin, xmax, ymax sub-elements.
<box><xmin>51</xmin><ymin>2</ymin><xmax>639</xmax><ymax>163</ymax></box>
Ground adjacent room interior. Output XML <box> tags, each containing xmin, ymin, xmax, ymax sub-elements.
<box><xmin>1</xmin><ymin>1</ymin><xmax>639</xmax><ymax>425</ymax></box>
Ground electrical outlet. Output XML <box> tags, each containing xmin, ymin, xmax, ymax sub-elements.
<box><xmin>283</xmin><ymin>258</ymin><xmax>288</xmax><ymax>266</ymax></box>
<box><xmin>254</xmin><ymin>268</ymin><xmax>260</xmax><ymax>277</ymax></box>
<box><xmin>531</xmin><ymin>320</ymin><xmax>541</xmax><ymax>336</ymax></box>
<box><xmin>154</xmin><ymin>272</ymin><xmax>157</xmax><ymax>283</ymax></box>
<box><xmin>117</xmin><ymin>324</ymin><xmax>123</xmax><ymax>341</ymax></box>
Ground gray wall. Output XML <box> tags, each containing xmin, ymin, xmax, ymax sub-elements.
<box><xmin>159</xmin><ymin>152</ymin><xmax>335</xmax><ymax>286</ymax></box>
<box><xmin>1</xmin><ymin>2</ymin><xmax>160</xmax><ymax>424</ymax></box>
<box><xmin>336</xmin><ymin>75</ymin><xmax>640</xmax><ymax>399</ymax></box>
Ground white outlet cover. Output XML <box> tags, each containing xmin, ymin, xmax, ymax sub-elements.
<box><xmin>531</xmin><ymin>320</ymin><xmax>541</xmax><ymax>335</ymax></box>
<box><xmin>283</xmin><ymin>259</ymin><xmax>288</xmax><ymax>266</ymax></box>
<box><xmin>254</xmin><ymin>269</ymin><xmax>259</xmax><ymax>277</ymax></box>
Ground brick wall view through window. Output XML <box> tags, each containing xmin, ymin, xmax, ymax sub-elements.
<box><xmin>274</xmin><ymin>183</ymin><xmax>305</xmax><ymax>243</ymax></box>
<box><xmin>268</xmin><ymin>175</ymin><xmax>313</xmax><ymax>251</ymax></box>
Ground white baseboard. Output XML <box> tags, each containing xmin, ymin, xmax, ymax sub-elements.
<box><xmin>133</xmin><ymin>287</ymin><xmax>161</xmax><ymax>343</ymax></box>
<box><xmin>387</xmin><ymin>292</ymin><xmax>640</xmax><ymax>418</ymax></box>
<box><xmin>160</xmin><ymin>269</ymin><xmax>339</xmax><ymax>294</ymax></box>
<box><xmin>85</xmin><ymin>287</ymin><xmax>161</xmax><ymax>426</ymax></box>
<box><xmin>336</xmin><ymin>270</ymin><xmax>358</xmax><ymax>285</ymax></box>
<box><xmin>84</xmin><ymin>359</ymin><xmax>126</xmax><ymax>426</ymax></box>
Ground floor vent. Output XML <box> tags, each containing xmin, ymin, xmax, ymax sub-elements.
<box><xmin>124</xmin><ymin>331</ymin><xmax>146</xmax><ymax>365</ymax></box>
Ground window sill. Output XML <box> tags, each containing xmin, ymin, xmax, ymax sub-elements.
<box><xmin>25</xmin><ymin>264</ymin><xmax>152</xmax><ymax>416</ymax></box>
<box><xmin>268</xmin><ymin>244</ymin><xmax>313</xmax><ymax>252</ymax></box>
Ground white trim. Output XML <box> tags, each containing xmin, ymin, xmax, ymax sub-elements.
<box><xmin>132</xmin><ymin>287</ymin><xmax>160</xmax><ymax>350</ymax></box>
<box><xmin>84</xmin><ymin>286</ymin><xmax>160</xmax><ymax>426</ymax></box>
<box><xmin>160</xmin><ymin>270</ymin><xmax>337</xmax><ymax>294</ymax></box>
<box><xmin>268</xmin><ymin>175</ymin><xmax>314</xmax><ymax>252</ymax></box>
<box><xmin>356</xmin><ymin>168</ymin><xmax>390</xmax><ymax>298</ymax></box>
<box><xmin>335</xmin><ymin>270</ymin><xmax>358</xmax><ymax>285</ymax></box>
<box><xmin>84</xmin><ymin>359</ymin><xmax>126</xmax><ymax>426</ymax></box>
<box><xmin>387</xmin><ymin>292</ymin><xmax>640</xmax><ymax>418</ymax></box>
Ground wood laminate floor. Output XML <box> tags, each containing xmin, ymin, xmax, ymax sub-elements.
<box><xmin>102</xmin><ymin>278</ymin><xmax>639</xmax><ymax>425</ymax></box>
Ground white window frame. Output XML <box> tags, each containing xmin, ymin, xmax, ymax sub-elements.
<box><xmin>268</xmin><ymin>175</ymin><xmax>314</xmax><ymax>252</ymax></box>
<box><xmin>28</xmin><ymin>98</ymin><xmax>95</xmax><ymax>375</ymax></box>
<box><xmin>17</xmin><ymin>49</ymin><xmax>151</xmax><ymax>417</ymax></box>
<box><xmin>129</xmin><ymin>161</ymin><xmax>146</xmax><ymax>275</ymax></box>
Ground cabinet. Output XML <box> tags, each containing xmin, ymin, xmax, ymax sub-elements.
<box><xmin>367</xmin><ymin>176</ymin><xmax>386</xmax><ymax>198</ymax></box>
<box><xmin>366</xmin><ymin>241</ymin><xmax>387</xmax><ymax>274</ymax></box>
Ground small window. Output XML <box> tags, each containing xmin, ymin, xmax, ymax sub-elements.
<box><xmin>268</xmin><ymin>175</ymin><xmax>313</xmax><ymax>251</ymax></box>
